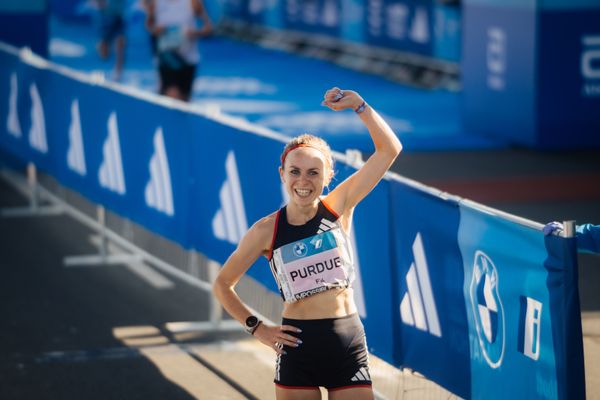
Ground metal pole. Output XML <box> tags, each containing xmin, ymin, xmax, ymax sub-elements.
<box><xmin>27</xmin><ymin>162</ymin><xmax>39</xmax><ymax>211</ymax></box>
<box><xmin>98</xmin><ymin>206</ymin><xmax>107</xmax><ymax>259</ymax></box>
<box><xmin>562</xmin><ymin>220</ymin><xmax>576</xmax><ymax>238</ymax></box>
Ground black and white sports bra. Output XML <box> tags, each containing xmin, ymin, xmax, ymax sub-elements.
<box><xmin>268</xmin><ymin>200</ymin><xmax>356</xmax><ymax>303</ymax></box>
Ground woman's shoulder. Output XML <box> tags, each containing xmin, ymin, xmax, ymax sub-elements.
<box><xmin>249</xmin><ymin>210</ymin><xmax>279</xmax><ymax>238</ymax></box>
<box><xmin>246</xmin><ymin>210</ymin><xmax>279</xmax><ymax>254</ymax></box>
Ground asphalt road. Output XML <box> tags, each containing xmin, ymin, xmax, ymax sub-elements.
<box><xmin>0</xmin><ymin>176</ymin><xmax>252</xmax><ymax>400</ymax></box>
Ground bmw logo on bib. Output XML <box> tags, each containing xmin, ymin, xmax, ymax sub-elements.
<box><xmin>469</xmin><ymin>250</ymin><xmax>505</xmax><ymax>369</ymax></box>
<box><xmin>293</xmin><ymin>242</ymin><xmax>308</xmax><ymax>257</ymax></box>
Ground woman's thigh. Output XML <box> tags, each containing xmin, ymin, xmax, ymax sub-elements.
<box><xmin>329</xmin><ymin>386</ymin><xmax>374</xmax><ymax>400</ymax></box>
<box><xmin>276</xmin><ymin>386</ymin><xmax>321</xmax><ymax>400</ymax></box>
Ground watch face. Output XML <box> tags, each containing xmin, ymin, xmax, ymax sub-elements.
<box><xmin>245</xmin><ymin>315</ymin><xmax>258</xmax><ymax>328</ymax></box>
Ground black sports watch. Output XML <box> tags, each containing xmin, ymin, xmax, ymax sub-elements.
<box><xmin>244</xmin><ymin>315</ymin><xmax>261</xmax><ymax>335</ymax></box>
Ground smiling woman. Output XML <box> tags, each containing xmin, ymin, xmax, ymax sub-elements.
<box><xmin>213</xmin><ymin>87</ymin><xmax>402</xmax><ymax>400</ymax></box>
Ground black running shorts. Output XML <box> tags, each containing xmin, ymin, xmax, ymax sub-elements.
<box><xmin>274</xmin><ymin>313</ymin><xmax>372</xmax><ymax>391</ymax></box>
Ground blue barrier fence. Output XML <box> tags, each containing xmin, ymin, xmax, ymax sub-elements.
<box><xmin>0</xmin><ymin>43</ymin><xmax>585</xmax><ymax>399</ymax></box>
<box><xmin>220</xmin><ymin>0</ymin><xmax>461</xmax><ymax>62</ymax></box>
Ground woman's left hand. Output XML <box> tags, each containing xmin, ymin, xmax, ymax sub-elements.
<box><xmin>321</xmin><ymin>87</ymin><xmax>364</xmax><ymax>112</ymax></box>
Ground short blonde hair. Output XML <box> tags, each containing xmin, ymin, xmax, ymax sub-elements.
<box><xmin>280</xmin><ymin>134</ymin><xmax>334</xmax><ymax>172</ymax></box>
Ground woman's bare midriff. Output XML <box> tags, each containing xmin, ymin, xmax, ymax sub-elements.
<box><xmin>282</xmin><ymin>287</ymin><xmax>357</xmax><ymax>319</ymax></box>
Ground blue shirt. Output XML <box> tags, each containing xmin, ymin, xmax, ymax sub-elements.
<box><xmin>576</xmin><ymin>224</ymin><xmax>600</xmax><ymax>253</ymax></box>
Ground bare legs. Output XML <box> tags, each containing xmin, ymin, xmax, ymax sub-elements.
<box><xmin>275</xmin><ymin>386</ymin><xmax>374</xmax><ymax>400</ymax></box>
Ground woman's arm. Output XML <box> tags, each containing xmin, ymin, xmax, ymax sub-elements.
<box><xmin>190</xmin><ymin>0</ymin><xmax>214</xmax><ymax>38</ymax></box>
<box><xmin>144</xmin><ymin>0</ymin><xmax>166</xmax><ymax>36</ymax></box>
<box><xmin>212</xmin><ymin>215</ymin><xmax>301</xmax><ymax>353</ymax></box>
<box><xmin>323</xmin><ymin>88</ymin><xmax>402</xmax><ymax>216</ymax></box>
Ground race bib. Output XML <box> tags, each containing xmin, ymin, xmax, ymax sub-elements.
<box><xmin>272</xmin><ymin>228</ymin><xmax>353</xmax><ymax>302</ymax></box>
<box><xmin>158</xmin><ymin>26</ymin><xmax>184</xmax><ymax>52</ymax></box>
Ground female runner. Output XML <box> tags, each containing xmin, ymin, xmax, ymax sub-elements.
<box><xmin>213</xmin><ymin>87</ymin><xmax>402</xmax><ymax>400</ymax></box>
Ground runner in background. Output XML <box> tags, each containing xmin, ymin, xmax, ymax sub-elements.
<box><xmin>95</xmin><ymin>0</ymin><xmax>127</xmax><ymax>81</ymax></box>
<box><xmin>213</xmin><ymin>87</ymin><xmax>402</xmax><ymax>400</ymax></box>
<box><xmin>145</xmin><ymin>0</ymin><xmax>213</xmax><ymax>101</ymax></box>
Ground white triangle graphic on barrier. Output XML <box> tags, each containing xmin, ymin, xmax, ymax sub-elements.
<box><xmin>410</xmin><ymin>7</ymin><xmax>430</xmax><ymax>44</ymax></box>
<box><xmin>67</xmin><ymin>99</ymin><xmax>87</xmax><ymax>176</ymax></box>
<box><xmin>144</xmin><ymin>127</ymin><xmax>174</xmax><ymax>216</ymax></box>
<box><xmin>399</xmin><ymin>233</ymin><xmax>442</xmax><ymax>337</ymax></box>
<box><xmin>212</xmin><ymin>151</ymin><xmax>248</xmax><ymax>244</ymax></box>
<box><xmin>28</xmin><ymin>83</ymin><xmax>47</xmax><ymax>153</ymax></box>
<box><xmin>98</xmin><ymin>112</ymin><xmax>126</xmax><ymax>195</ymax></box>
<box><xmin>7</xmin><ymin>73</ymin><xmax>22</xmax><ymax>138</ymax></box>
<box><xmin>322</xmin><ymin>0</ymin><xmax>338</xmax><ymax>27</ymax></box>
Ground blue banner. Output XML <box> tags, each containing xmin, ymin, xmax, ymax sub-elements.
<box><xmin>461</xmin><ymin>3</ymin><xmax>537</xmax><ymax>145</ymax></box>
<box><xmin>0</xmin><ymin>52</ymin><xmax>193</xmax><ymax>246</ymax></box>
<box><xmin>365</xmin><ymin>0</ymin><xmax>434</xmax><ymax>56</ymax></box>
<box><xmin>346</xmin><ymin>171</ymin><xmax>395</xmax><ymax>365</ymax></box>
<box><xmin>537</xmin><ymin>9</ymin><xmax>600</xmax><ymax>147</ymax></box>
<box><xmin>283</xmin><ymin>0</ymin><xmax>342</xmax><ymax>37</ymax></box>
<box><xmin>0</xmin><ymin>0</ymin><xmax>48</xmax><ymax>58</ymax></box>
<box><xmin>458</xmin><ymin>204</ymin><xmax>584</xmax><ymax>400</ymax></box>
<box><xmin>462</xmin><ymin>1</ymin><xmax>600</xmax><ymax>148</ymax></box>
<box><xmin>389</xmin><ymin>183</ymin><xmax>470</xmax><ymax>398</ymax></box>
<box><xmin>188</xmin><ymin>122</ymin><xmax>285</xmax><ymax>291</ymax></box>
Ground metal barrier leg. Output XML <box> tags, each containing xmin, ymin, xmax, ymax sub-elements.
<box><xmin>165</xmin><ymin>258</ymin><xmax>242</xmax><ymax>333</ymax></box>
<box><xmin>1</xmin><ymin>163</ymin><xmax>63</xmax><ymax>217</ymax></box>
<box><xmin>64</xmin><ymin>205</ymin><xmax>142</xmax><ymax>267</ymax></box>
<box><xmin>2</xmin><ymin>165</ymin><xmax>243</xmax><ymax>333</ymax></box>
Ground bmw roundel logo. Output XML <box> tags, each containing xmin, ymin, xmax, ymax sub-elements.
<box><xmin>469</xmin><ymin>250</ymin><xmax>505</xmax><ymax>369</ymax></box>
<box><xmin>293</xmin><ymin>242</ymin><xmax>308</xmax><ymax>257</ymax></box>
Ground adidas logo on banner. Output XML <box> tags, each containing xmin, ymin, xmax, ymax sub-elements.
<box><xmin>410</xmin><ymin>7</ymin><xmax>430</xmax><ymax>44</ymax></box>
<box><xmin>28</xmin><ymin>83</ymin><xmax>47</xmax><ymax>153</ymax></box>
<box><xmin>144</xmin><ymin>127</ymin><xmax>174</xmax><ymax>216</ymax></box>
<box><xmin>399</xmin><ymin>232</ymin><xmax>442</xmax><ymax>337</ymax></box>
<box><xmin>67</xmin><ymin>99</ymin><xmax>87</xmax><ymax>176</ymax></box>
<box><xmin>212</xmin><ymin>151</ymin><xmax>248</xmax><ymax>244</ymax></box>
<box><xmin>7</xmin><ymin>72</ymin><xmax>22</xmax><ymax>138</ymax></box>
<box><xmin>98</xmin><ymin>112</ymin><xmax>126</xmax><ymax>195</ymax></box>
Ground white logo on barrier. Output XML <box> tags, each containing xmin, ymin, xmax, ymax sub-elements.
<box><xmin>399</xmin><ymin>233</ymin><xmax>442</xmax><ymax>337</ymax></box>
<box><xmin>28</xmin><ymin>83</ymin><xmax>47</xmax><ymax>153</ymax></box>
<box><xmin>212</xmin><ymin>151</ymin><xmax>248</xmax><ymax>244</ymax></box>
<box><xmin>98</xmin><ymin>112</ymin><xmax>126</xmax><ymax>195</ymax></box>
<box><xmin>523</xmin><ymin>297</ymin><xmax>542</xmax><ymax>361</ymax></box>
<box><xmin>67</xmin><ymin>99</ymin><xmax>87</xmax><ymax>176</ymax></box>
<box><xmin>386</xmin><ymin>3</ymin><xmax>409</xmax><ymax>39</ymax></box>
<box><xmin>487</xmin><ymin>27</ymin><xmax>507</xmax><ymax>91</ymax></box>
<box><xmin>581</xmin><ymin>35</ymin><xmax>600</xmax><ymax>97</ymax></box>
<box><xmin>7</xmin><ymin>73</ymin><xmax>22</xmax><ymax>138</ymax></box>
<box><xmin>322</xmin><ymin>0</ymin><xmax>338</xmax><ymax>27</ymax></box>
<box><xmin>248</xmin><ymin>0</ymin><xmax>266</xmax><ymax>16</ymax></box>
<box><xmin>367</xmin><ymin>0</ymin><xmax>384</xmax><ymax>36</ymax></box>
<box><xmin>410</xmin><ymin>7</ymin><xmax>430</xmax><ymax>44</ymax></box>
<box><xmin>301</xmin><ymin>0</ymin><xmax>318</xmax><ymax>25</ymax></box>
<box><xmin>144</xmin><ymin>127</ymin><xmax>174</xmax><ymax>216</ymax></box>
<box><xmin>470</xmin><ymin>250</ymin><xmax>505</xmax><ymax>368</ymax></box>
